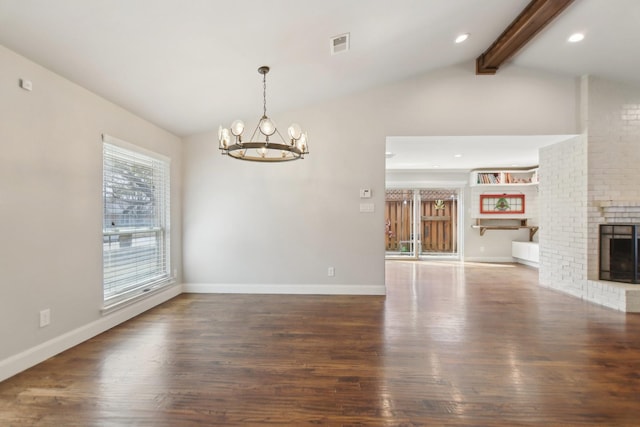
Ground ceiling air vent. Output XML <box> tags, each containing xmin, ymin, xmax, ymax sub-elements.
<box><xmin>330</xmin><ymin>33</ymin><xmax>350</xmax><ymax>55</ymax></box>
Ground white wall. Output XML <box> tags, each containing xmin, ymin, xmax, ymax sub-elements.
<box><xmin>385</xmin><ymin>170</ymin><xmax>468</xmax><ymax>187</ymax></box>
<box><xmin>183</xmin><ymin>62</ymin><xmax>578</xmax><ymax>292</ymax></box>
<box><xmin>467</xmin><ymin>183</ymin><xmax>540</xmax><ymax>261</ymax></box>
<box><xmin>0</xmin><ymin>44</ymin><xmax>183</xmax><ymax>378</ymax></box>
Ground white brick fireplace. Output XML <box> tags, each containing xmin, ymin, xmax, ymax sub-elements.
<box><xmin>539</xmin><ymin>76</ymin><xmax>640</xmax><ymax>312</ymax></box>
<box><xmin>598</xmin><ymin>202</ymin><xmax>640</xmax><ymax>223</ymax></box>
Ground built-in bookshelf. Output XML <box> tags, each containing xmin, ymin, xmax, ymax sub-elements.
<box><xmin>471</xmin><ymin>167</ymin><xmax>538</xmax><ymax>186</ymax></box>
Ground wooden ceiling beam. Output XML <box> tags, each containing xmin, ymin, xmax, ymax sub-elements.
<box><xmin>476</xmin><ymin>0</ymin><xmax>575</xmax><ymax>75</ymax></box>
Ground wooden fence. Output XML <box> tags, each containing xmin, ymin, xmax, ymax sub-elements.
<box><xmin>385</xmin><ymin>191</ymin><xmax>457</xmax><ymax>254</ymax></box>
<box><xmin>421</xmin><ymin>199</ymin><xmax>457</xmax><ymax>253</ymax></box>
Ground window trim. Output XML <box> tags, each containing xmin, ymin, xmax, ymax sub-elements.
<box><xmin>101</xmin><ymin>134</ymin><xmax>173</xmax><ymax>311</ymax></box>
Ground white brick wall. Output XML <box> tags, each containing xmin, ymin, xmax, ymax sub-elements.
<box><xmin>539</xmin><ymin>76</ymin><xmax>640</xmax><ymax>312</ymax></box>
<box><xmin>539</xmin><ymin>135</ymin><xmax>588</xmax><ymax>292</ymax></box>
<box><xmin>588</xmin><ymin>78</ymin><xmax>640</xmax><ymax>280</ymax></box>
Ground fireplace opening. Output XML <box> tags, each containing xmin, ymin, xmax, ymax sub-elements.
<box><xmin>600</xmin><ymin>224</ymin><xmax>640</xmax><ymax>284</ymax></box>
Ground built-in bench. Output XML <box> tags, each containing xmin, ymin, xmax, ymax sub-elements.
<box><xmin>512</xmin><ymin>241</ymin><xmax>539</xmax><ymax>268</ymax></box>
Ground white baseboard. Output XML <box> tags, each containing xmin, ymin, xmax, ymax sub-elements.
<box><xmin>463</xmin><ymin>257</ymin><xmax>516</xmax><ymax>263</ymax></box>
<box><xmin>0</xmin><ymin>284</ymin><xmax>182</xmax><ymax>383</ymax></box>
<box><xmin>183</xmin><ymin>283</ymin><xmax>386</xmax><ymax>295</ymax></box>
<box><xmin>513</xmin><ymin>258</ymin><xmax>539</xmax><ymax>268</ymax></box>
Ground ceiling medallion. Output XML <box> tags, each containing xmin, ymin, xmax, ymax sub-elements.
<box><xmin>218</xmin><ymin>66</ymin><xmax>309</xmax><ymax>162</ymax></box>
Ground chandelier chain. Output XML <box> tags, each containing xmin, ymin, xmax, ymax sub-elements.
<box><xmin>262</xmin><ymin>72</ymin><xmax>267</xmax><ymax>118</ymax></box>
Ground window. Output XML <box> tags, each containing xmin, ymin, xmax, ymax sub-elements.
<box><xmin>102</xmin><ymin>134</ymin><xmax>171</xmax><ymax>307</ymax></box>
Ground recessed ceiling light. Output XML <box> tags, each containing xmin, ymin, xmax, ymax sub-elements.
<box><xmin>568</xmin><ymin>33</ymin><xmax>584</xmax><ymax>43</ymax></box>
<box><xmin>455</xmin><ymin>33</ymin><xmax>470</xmax><ymax>44</ymax></box>
<box><xmin>454</xmin><ymin>154</ymin><xmax>462</xmax><ymax>158</ymax></box>
<box><xmin>433</xmin><ymin>165</ymin><xmax>440</xmax><ymax>168</ymax></box>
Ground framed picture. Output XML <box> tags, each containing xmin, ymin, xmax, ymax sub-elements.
<box><xmin>480</xmin><ymin>194</ymin><xmax>525</xmax><ymax>214</ymax></box>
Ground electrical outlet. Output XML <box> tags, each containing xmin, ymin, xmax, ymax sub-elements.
<box><xmin>39</xmin><ymin>309</ymin><xmax>50</xmax><ymax>327</ymax></box>
<box><xmin>328</xmin><ymin>267</ymin><xmax>335</xmax><ymax>277</ymax></box>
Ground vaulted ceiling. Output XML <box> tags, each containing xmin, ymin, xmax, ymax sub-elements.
<box><xmin>1</xmin><ymin>0</ymin><xmax>638</xmax><ymax>170</ymax></box>
<box><xmin>1</xmin><ymin>0</ymin><xmax>638</xmax><ymax>139</ymax></box>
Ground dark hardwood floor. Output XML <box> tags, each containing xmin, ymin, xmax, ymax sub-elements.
<box><xmin>2</xmin><ymin>261</ymin><xmax>640</xmax><ymax>426</ymax></box>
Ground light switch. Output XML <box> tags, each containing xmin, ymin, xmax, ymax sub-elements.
<box><xmin>359</xmin><ymin>203</ymin><xmax>374</xmax><ymax>213</ymax></box>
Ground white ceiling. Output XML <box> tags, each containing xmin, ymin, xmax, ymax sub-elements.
<box><xmin>0</xmin><ymin>0</ymin><xmax>638</xmax><ymax>168</ymax></box>
<box><xmin>512</xmin><ymin>0</ymin><xmax>640</xmax><ymax>86</ymax></box>
<box><xmin>385</xmin><ymin>135</ymin><xmax>577</xmax><ymax>170</ymax></box>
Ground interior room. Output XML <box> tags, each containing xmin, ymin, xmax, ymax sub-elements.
<box><xmin>2</xmin><ymin>0</ymin><xmax>640</xmax><ymax>424</ymax></box>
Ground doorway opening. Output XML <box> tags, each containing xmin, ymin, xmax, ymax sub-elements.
<box><xmin>385</xmin><ymin>188</ymin><xmax>461</xmax><ymax>259</ymax></box>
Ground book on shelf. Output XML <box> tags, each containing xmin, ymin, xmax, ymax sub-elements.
<box><xmin>477</xmin><ymin>173</ymin><xmax>500</xmax><ymax>184</ymax></box>
<box><xmin>473</xmin><ymin>168</ymin><xmax>538</xmax><ymax>185</ymax></box>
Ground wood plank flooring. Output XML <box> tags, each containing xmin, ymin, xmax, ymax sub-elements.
<box><xmin>2</xmin><ymin>261</ymin><xmax>640</xmax><ymax>425</ymax></box>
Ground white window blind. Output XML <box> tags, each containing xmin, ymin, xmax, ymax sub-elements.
<box><xmin>102</xmin><ymin>136</ymin><xmax>171</xmax><ymax>306</ymax></box>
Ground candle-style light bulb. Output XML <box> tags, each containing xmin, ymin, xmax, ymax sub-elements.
<box><xmin>231</xmin><ymin>120</ymin><xmax>245</xmax><ymax>136</ymax></box>
<box><xmin>259</xmin><ymin>117</ymin><xmax>275</xmax><ymax>136</ymax></box>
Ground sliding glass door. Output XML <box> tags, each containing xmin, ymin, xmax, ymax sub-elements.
<box><xmin>419</xmin><ymin>189</ymin><xmax>458</xmax><ymax>255</ymax></box>
<box><xmin>385</xmin><ymin>190</ymin><xmax>415</xmax><ymax>257</ymax></box>
<box><xmin>385</xmin><ymin>188</ymin><xmax>460</xmax><ymax>258</ymax></box>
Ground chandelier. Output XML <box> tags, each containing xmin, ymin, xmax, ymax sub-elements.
<box><xmin>218</xmin><ymin>66</ymin><xmax>309</xmax><ymax>162</ymax></box>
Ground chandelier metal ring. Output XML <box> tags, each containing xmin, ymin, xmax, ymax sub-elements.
<box><xmin>218</xmin><ymin>66</ymin><xmax>309</xmax><ymax>162</ymax></box>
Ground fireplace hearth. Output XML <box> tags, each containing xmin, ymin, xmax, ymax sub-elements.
<box><xmin>600</xmin><ymin>224</ymin><xmax>640</xmax><ymax>284</ymax></box>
